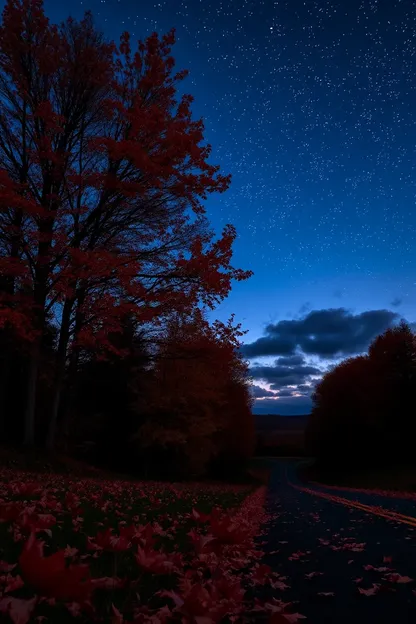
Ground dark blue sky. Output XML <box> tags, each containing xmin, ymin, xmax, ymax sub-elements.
<box><xmin>9</xmin><ymin>0</ymin><xmax>416</xmax><ymax>414</ymax></box>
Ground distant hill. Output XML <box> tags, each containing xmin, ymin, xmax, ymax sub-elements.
<box><xmin>255</xmin><ymin>414</ymin><xmax>308</xmax><ymax>432</ymax></box>
<box><xmin>254</xmin><ymin>414</ymin><xmax>309</xmax><ymax>456</ymax></box>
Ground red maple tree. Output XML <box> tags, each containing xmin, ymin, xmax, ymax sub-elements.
<box><xmin>0</xmin><ymin>0</ymin><xmax>252</xmax><ymax>448</ymax></box>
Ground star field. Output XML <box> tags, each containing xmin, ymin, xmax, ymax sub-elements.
<box><xmin>58</xmin><ymin>0</ymin><xmax>416</xmax><ymax>273</ymax></box>
<box><xmin>12</xmin><ymin>0</ymin><xmax>416</xmax><ymax>413</ymax></box>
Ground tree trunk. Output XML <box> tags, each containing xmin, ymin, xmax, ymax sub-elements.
<box><xmin>45</xmin><ymin>357</ymin><xmax>65</xmax><ymax>452</ymax></box>
<box><xmin>24</xmin><ymin>268</ymin><xmax>49</xmax><ymax>448</ymax></box>
<box><xmin>0</xmin><ymin>204</ymin><xmax>24</xmax><ymax>441</ymax></box>
<box><xmin>23</xmin><ymin>339</ymin><xmax>40</xmax><ymax>447</ymax></box>
<box><xmin>58</xmin><ymin>288</ymin><xmax>85</xmax><ymax>448</ymax></box>
<box><xmin>59</xmin><ymin>354</ymin><xmax>77</xmax><ymax>448</ymax></box>
<box><xmin>0</xmin><ymin>355</ymin><xmax>9</xmax><ymax>440</ymax></box>
<box><xmin>46</xmin><ymin>298</ymin><xmax>73</xmax><ymax>452</ymax></box>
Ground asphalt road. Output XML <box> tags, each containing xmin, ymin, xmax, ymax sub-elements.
<box><xmin>256</xmin><ymin>460</ymin><xmax>416</xmax><ymax>623</ymax></box>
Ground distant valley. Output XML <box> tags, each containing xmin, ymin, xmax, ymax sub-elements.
<box><xmin>255</xmin><ymin>414</ymin><xmax>308</xmax><ymax>456</ymax></box>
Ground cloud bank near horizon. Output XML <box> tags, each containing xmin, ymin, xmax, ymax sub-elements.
<box><xmin>245</xmin><ymin>307</ymin><xmax>406</xmax><ymax>415</ymax></box>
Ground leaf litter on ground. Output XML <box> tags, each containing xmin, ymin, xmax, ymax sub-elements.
<box><xmin>0</xmin><ymin>467</ymin><xmax>306</xmax><ymax>624</ymax></box>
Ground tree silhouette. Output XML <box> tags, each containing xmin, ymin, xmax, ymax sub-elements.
<box><xmin>368</xmin><ymin>320</ymin><xmax>416</xmax><ymax>463</ymax></box>
<box><xmin>0</xmin><ymin>0</ymin><xmax>252</xmax><ymax>454</ymax></box>
<box><xmin>306</xmin><ymin>321</ymin><xmax>416</xmax><ymax>473</ymax></box>
<box><xmin>131</xmin><ymin>309</ymin><xmax>255</xmax><ymax>479</ymax></box>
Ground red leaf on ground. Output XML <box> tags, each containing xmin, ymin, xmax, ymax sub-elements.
<box><xmin>358</xmin><ymin>584</ymin><xmax>380</xmax><ymax>596</ymax></box>
<box><xmin>19</xmin><ymin>533</ymin><xmax>92</xmax><ymax>602</ymax></box>
<box><xmin>270</xmin><ymin>580</ymin><xmax>290</xmax><ymax>590</ymax></box>
<box><xmin>135</xmin><ymin>545</ymin><xmax>182</xmax><ymax>574</ymax></box>
<box><xmin>0</xmin><ymin>561</ymin><xmax>16</xmax><ymax>573</ymax></box>
<box><xmin>270</xmin><ymin>613</ymin><xmax>307</xmax><ymax>623</ymax></box>
<box><xmin>0</xmin><ymin>596</ymin><xmax>37</xmax><ymax>624</ymax></box>
<box><xmin>305</xmin><ymin>571</ymin><xmax>323</xmax><ymax>579</ymax></box>
<box><xmin>384</xmin><ymin>573</ymin><xmax>413</xmax><ymax>584</ymax></box>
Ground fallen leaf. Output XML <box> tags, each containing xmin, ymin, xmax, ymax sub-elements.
<box><xmin>358</xmin><ymin>584</ymin><xmax>380</xmax><ymax>596</ymax></box>
<box><xmin>304</xmin><ymin>572</ymin><xmax>323</xmax><ymax>579</ymax></box>
<box><xmin>384</xmin><ymin>573</ymin><xmax>413</xmax><ymax>584</ymax></box>
<box><xmin>270</xmin><ymin>580</ymin><xmax>290</xmax><ymax>591</ymax></box>
<box><xmin>283</xmin><ymin>614</ymin><xmax>307</xmax><ymax>623</ymax></box>
<box><xmin>112</xmin><ymin>603</ymin><xmax>123</xmax><ymax>624</ymax></box>
<box><xmin>0</xmin><ymin>596</ymin><xmax>38</xmax><ymax>624</ymax></box>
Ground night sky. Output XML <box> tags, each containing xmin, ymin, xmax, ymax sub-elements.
<box><xmin>8</xmin><ymin>0</ymin><xmax>416</xmax><ymax>414</ymax></box>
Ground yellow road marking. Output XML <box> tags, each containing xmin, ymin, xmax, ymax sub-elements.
<box><xmin>286</xmin><ymin>472</ymin><xmax>416</xmax><ymax>528</ymax></box>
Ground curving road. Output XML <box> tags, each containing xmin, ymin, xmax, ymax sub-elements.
<box><xmin>256</xmin><ymin>459</ymin><xmax>416</xmax><ymax>623</ymax></box>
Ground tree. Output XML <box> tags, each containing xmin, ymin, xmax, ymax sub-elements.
<box><xmin>0</xmin><ymin>1</ymin><xmax>115</xmax><ymax>445</ymax></box>
<box><xmin>308</xmin><ymin>355</ymin><xmax>380</xmax><ymax>469</ymax></box>
<box><xmin>306</xmin><ymin>321</ymin><xmax>416</xmax><ymax>472</ymax></box>
<box><xmin>368</xmin><ymin>320</ymin><xmax>416</xmax><ymax>462</ymax></box>
<box><xmin>0</xmin><ymin>0</ymin><xmax>252</xmax><ymax>449</ymax></box>
<box><xmin>132</xmin><ymin>309</ymin><xmax>255</xmax><ymax>479</ymax></box>
<box><xmin>65</xmin><ymin>315</ymin><xmax>152</xmax><ymax>469</ymax></box>
<box><xmin>208</xmin><ymin>325</ymin><xmax>255</xmax><ymax>477</ymax></box>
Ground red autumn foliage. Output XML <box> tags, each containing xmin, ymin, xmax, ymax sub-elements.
<box><xmin>19</xmin><ymin>532</ymin><xmax>92</xmax><ymax>602</ymax></box>
<box><xmin>0</xmin><ymin>468</ymin><xmax>281</xmax><ymax>623</ymax></box>
<box><xmin>89</xmin><ymin>528</ymin><xmax>131</xmax><ymax>552</ymax></box>
<box><xmin>132</xmin><ymin>308</ymin><xmax>255</xmax><ymax>478</ymax></box>
<box><xmin>209</xmin><ymin>508</ymin><xmax>251</xmax><ymax>546</ymax></box>
<box><xmin>135</xmin><ymin>545</ymin><xmax>183</xmax><ymax>575</ymax></box>
<box><xmin>0</xmin><ymin>0</ymin><xmax>252</xmax><ymax>450</ymax></box>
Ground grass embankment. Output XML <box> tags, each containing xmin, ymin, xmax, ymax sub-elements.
<box><xmin>0</xmin><ymin>446</ymin><xmax>271</xmax><ymax>486</ymax></box>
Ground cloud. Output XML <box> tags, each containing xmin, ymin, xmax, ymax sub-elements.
<box><xmin>250</xmin><ymin>384</ymin><xmax>277</xmax><ymax>398</ymax></box>
<box><xmin>276</xmin><ymin>388</ymin><xmax>296</xmax><ymax>397</ymax></box>
<box><xmin>296</xmin><ymin>383</ymin><xmax>312</xmax><ymax>391</ymax></box>
<box><xmin>250</xmin><ymin>360</ymin><xmax>318</xmax><ymax>414</ymax></box>
<box><xmin>251</xmin><ymin>362</ymin><xmax>322</xmax><ymax>389</ymax></box>
<box><xmin>275</xmin><ymin>354</ymin><xmax>305</xmax><ymax>366</ymax></box>
<box><xmin>297</xmin><ymin>382</ymin><xmax>318</xmax><ymax>394</ymax></box>
<box><xmin>242</xmin><ymin>308</ymin><xmax>399</xmax><ymax>359</ymax></box>
<box><xmin>242</xmin><ymin>336</ymin><xmax>295</xmax><ymax>357</ymax></box>
<box><xmin>391</xmin><ymin>297</ymin><xmax>403</xmax><ymax>308</ymax></box>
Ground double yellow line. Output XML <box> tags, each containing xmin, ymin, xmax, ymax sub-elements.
<box><xmin>287</xmin><ymin>475</ymin><xmax>416</xmax><ymax>528</ymax></box>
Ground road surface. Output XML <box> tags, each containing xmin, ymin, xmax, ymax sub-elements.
<box><xmin>256</xmin><ymin>460</ymin><xmax>416</xmax><ymax>623</ymax></box>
